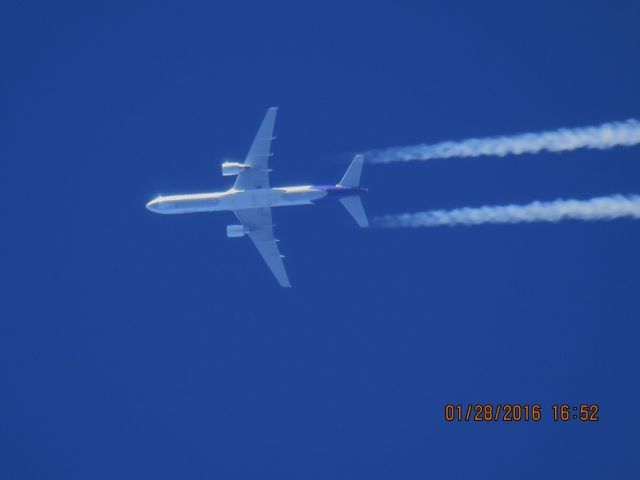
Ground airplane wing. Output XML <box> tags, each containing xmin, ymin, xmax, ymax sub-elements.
<box><xmin>234</xmin><ymin>107</ymin><xmax>278</xmax><ymax>191</ymax></box>
<box><xmin>234</xmin><ymin>207</ymin><xmax>291</xmax><ymax>288</ymax></box>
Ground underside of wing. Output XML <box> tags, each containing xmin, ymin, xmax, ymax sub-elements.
<box><xmin>234</xmin><ymin>107</ymin><xmax>277</xmax><ymax>191</ymax></box>
<box><xmin>234</xmin><ymin>207</ymin><xmax>290</xmax><ymax>288</ymax></box>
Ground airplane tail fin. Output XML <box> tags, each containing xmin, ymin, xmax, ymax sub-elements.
<box><xmin>338</xmin><ymin>155</ymin><xmax>368</xmax><ymax>227</ymax></box>
<box><xmin>339</xmin><ymin>196</ymin><xmax>369</xmax><ymax>227</ymax></box>
<box><xmin>338</xmin><ymin>154</ymin><xmax>364</xmax><ymax>188</ymax></box>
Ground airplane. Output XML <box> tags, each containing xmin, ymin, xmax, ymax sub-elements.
<box><xmin>146</xmin><ymin>107</ymin><xmax>368</xmax><ymax>287</ymax></box>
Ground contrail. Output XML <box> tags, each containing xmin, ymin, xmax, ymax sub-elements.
<box><xmin>366</xmin><ymin>119</ymin><xmax>640</xmax><ymax>163</ymax></box>
<box><xmin>373</xmin><ymin>194</ymin><xmax>640</xmax><ymax>228</ymax></box>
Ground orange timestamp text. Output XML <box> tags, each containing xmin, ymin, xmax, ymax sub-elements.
<box><xmin>444</xmin><ymin>404</ymin><xmax>600</xmax><ymax>422</ymax></box>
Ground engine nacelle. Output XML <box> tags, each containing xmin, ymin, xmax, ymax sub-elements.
<box><xmin>226</xmin><ymin>224</ymin><xmax>249</xmax><ymax>238</ymax></box>
<box><xmin>221</xmin><ymin>161</ymin><xmax>250</xmax><ymax>176</ymax></box>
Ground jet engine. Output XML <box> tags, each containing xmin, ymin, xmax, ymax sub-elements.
<box><xmin>221</xmin><ymin>161</ymin><xmax>250</xmax><ymax>176</ymax></box>
<box><xmin>226</xmin><ymin>224</ymin><xmax>249</xmax><ymax>238</ymax></box>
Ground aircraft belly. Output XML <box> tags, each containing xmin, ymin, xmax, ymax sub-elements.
<box><xmin>271</xmin><ymin>189</ymin><xmax>326</xmax><ymax>207</ymax></box>
<box><xmin>160</xmin><ymin>188</ymin><xmax>328</xmax><ymax>213</ymax></box>
<box><xmin>163</xmin><ymin>197</ymin><xmax>224</xmax><ymax>214</ymax></box>
<box><xmin>223</xmin><ymin>190</ymin><xmax>270</xmax><ymax>211</ymax></box>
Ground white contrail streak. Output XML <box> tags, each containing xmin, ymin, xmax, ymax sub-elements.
<box><xmin>373</xmin><ymin>195</ymin><xmax>640</xmax><ymax>228</ymax></box>
<box><xmin>367</xmin><ymin>119</ymin><xmax>640</xmax><ymax>163</ymax></box>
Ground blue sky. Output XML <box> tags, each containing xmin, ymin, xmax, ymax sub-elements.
<box><xmin>2</xmin><ymin>1</ymin><xmax>639</xmax><ymax>478</ymax></box>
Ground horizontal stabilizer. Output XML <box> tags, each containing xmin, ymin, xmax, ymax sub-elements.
<box><xmin>339</xmin><ymin>154</ymin><xmax>364</xmax><ymax>188</ymax></box>
<box><xmin>339</xmin><ymin>195</ymin><xmax>369</xmax><ymax>228</ymax></box>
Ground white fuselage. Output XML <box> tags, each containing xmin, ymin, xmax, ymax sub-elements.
<box><xmin>146</xmin><ymin>185</ymin><xmax>329</xmax><ymax>214</ymax></box>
